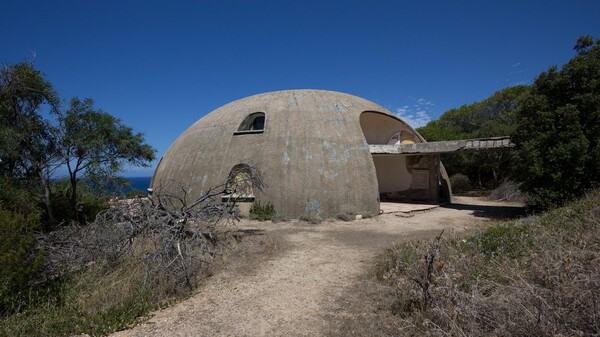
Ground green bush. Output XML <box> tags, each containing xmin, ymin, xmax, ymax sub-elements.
<box><xmin>467</xmin><ymin>223</ymin><xmax>530</xmax><ymax>258</ymax></box>
<box><xmin>449</xmin><ymin>173</ymin><xmax>471</xmax><ymax>194</ymax></box>
<box><xmin>50</xmin><ymin>180</ymin><xmax>108</xmax><ymax>224</ymax></box>
<box><xmin>0</xmin><ymin>176</ymin><xmax>37</xmax><ymax>214</ymax></box>
<box><xmin>512</xmin><ymin>36</ymin><xmax>600</xmax><ymax>209</ymax></box>
<box><xmin>124</xmin><ymin>189</ymin><xmax>147</xmax><ymax>199</ymax></box>
<box><xmin>0</xmin><ymin>207</ymin><xmax>44</xmax><ymax>316</ymax></box>
<box><xmin>249</xmin><ymin>201</ymin><xmax>276</xmax><ymax>221</ymax></box>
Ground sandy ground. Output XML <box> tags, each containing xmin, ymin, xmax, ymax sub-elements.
<box><xmin>111</xmin><ymin>197</ymin><xmax>524</xmax><ymax>337</ymax></box>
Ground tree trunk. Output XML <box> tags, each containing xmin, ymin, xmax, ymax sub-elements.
<box><xmin>38</xmin><ymin>170</ymin><xmax>55</xmax><ymax>225</ymax></box>
<box><xmin>69</xmin><ymin>173</ymin><xmax>79</xmax><ymax>222</ymax></box>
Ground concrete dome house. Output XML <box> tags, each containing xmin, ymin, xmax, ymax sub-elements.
<box><xmin>151</xmin><ymin>89</ymin><xmax>451</xmax><ymax>218</ymax></box>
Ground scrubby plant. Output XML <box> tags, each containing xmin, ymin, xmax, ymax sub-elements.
<box><xmin>50</xmin><ymin>179</ymin><xmax>108</xmax><ymax>225</ymax></box>
<box><xmin>124</xmin><ymin>189</ymin><xmax>147</xmax><ymax>199</ymax></box>
<box><xmin>1</xmin><ymin>176</ymin><xmax>256</xmax><ymax>336</ymax></box>
<box><xmin>488</xmin><ymin>180</ymin><xmax>527</xmax><ymax>202</ymax></box>
<box><xmin>449</xmin><ymin>173</ymin><xmax>471</xmax><ymax>194</ymax></box>
<box><xmin>512</xmin><ymin>36</ymin><xmax>600</xmax><ymax>209</ymax></box>
<box><xmin>369</xmin><ymin>188</ymin><xmax>600</xmax><ymax>336</ymax></box>
<box><xmin>249</xmin><ymin>201</ymin><xmax>276</xmax><ymax>221</ymax></box>
<box><xmin>0</xmin><ymin>207</ymin><xmax>44</xmax><ymax>316</ymax></box>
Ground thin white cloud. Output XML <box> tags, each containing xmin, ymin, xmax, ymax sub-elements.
<box><xmin>496</xmin><ymin>62</ymin><xmax>529</xmax><ymax>86</ymax></box>
<box><xmin>394</xmin><ymin>97</ymin><xmax>434</xmax><ymax>128</ymax></box>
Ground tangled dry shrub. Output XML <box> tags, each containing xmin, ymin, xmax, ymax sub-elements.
<box><xmin>37</xmin><ymin>179</ymin><xmax>251</xmax><ymax>301</ymax></box>
<box><xmin>376</xmin><ymin>189</ymin><xmax>600</xmax><ymax>336</ymax></box>
<box><xmin>488</xmin><ymin>180</ymin><xmax>528</xmax><ymax>202</ymax></box>
<box><xmin>3</xmin><ymin>173</ymin><xmax>268</xmax><ymax>336</ymax></box>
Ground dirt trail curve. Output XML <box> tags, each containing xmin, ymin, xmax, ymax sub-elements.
<box><xmin>111</xmin><ymin>197</ymin><xmax>523</xmax><ymax>337</ymax></box>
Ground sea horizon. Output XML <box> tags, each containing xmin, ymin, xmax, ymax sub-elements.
<box><xmin>124</xmin><ymin>176</ymin><xmax>152</xmax><ymax>192</ymax></box>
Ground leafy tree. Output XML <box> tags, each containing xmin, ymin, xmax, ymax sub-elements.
<box><xmin>0</xmin><ymin>62</ymin><xmax>60</xmax><ymax>175</ymax></box>
<box><xmin>57</xmin><ymin>98</ymin><xmax>155</xmax><ymax>220</ymax></box>
<box><xmin>0</xmin><ymin>61</ymin><xmax>155</xmax><ymax>320</ymax></box>
<box><xmin>1</xmin><ymin>62</ymin><xmax>156</xmax><ymax>224</ymax></box>
<box><xmin>0</xmin><ymin>62</ymin><xmax>61</xmax><ymax>219</ymax></box>
<box><xmin>0</xmin><ymin>206</ymin><xmax>43</xmax><ymax>315</ymax></box>
<box><xmin>512</xmin><ymin>36</ymin><xmax>600</xmax><ymax>209</ymax></box>
<box><xmin>418</xmin><ymin>85</ymin><xmax>530</xmax><ymax>188</ymax></box>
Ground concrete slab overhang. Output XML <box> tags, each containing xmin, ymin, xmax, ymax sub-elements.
<box><xmin>369</xmin><ymin>137</ymin><xmax>514</xmax><ymax>155</ymax></box>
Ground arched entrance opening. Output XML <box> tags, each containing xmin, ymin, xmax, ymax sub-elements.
<box><xmin>359</xmin><ymin>111</ymin><xmax>438</xmax><ymax>202</ymax></box>
<box><xmin>223</xmin><ymin>163</ymin><xmax>257</xmax><ymax>216</ymax></box>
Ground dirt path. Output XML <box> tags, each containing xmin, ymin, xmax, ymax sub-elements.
<box><xmin>111</xmin><ymin>197</ymin><xmax>523</xmax><ymax>337</ymax></box>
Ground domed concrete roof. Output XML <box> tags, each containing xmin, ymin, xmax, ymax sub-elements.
<box><xmin>151</xmin><ymin>89</ymin><xmax>432</xmax><ymax>218</ymax></box>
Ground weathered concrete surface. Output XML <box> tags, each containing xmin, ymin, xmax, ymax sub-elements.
<box><xmin>369</xmin><ymin>136</ymin><xmax>514</xmax><ymax>154</ymax></box>
<box><xmin>151</xmin><ymin>90</ymin><xmax>450</xmax><ymax>218</ymax></box>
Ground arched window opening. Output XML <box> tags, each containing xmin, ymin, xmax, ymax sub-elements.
<box><xmin>222</xmin><ymin>163</ymin><xmax>260</xmax><ymax>203</ymax></box>
<box><xmin>234</xmin><ymin>112</ymin><xmax>265</xmax><ymax>134</ymax></box>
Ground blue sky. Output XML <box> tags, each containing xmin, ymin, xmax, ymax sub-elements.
<box><xmin>2</xmin><ymin>1</ymin><xmax>599</xmax><ymax>176</ymax></box>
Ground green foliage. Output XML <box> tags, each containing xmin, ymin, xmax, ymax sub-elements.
<box><xmin>0</xmin><ymin>274</ymin><xmax>153</xmax><ymax>337</ymax></box>
<box><xmin>372</xmin><ymin>189</ymin><xmax>600</xmax><ymax>335</ymax></box>
<box><xmin>418</xmin><ymin>85</ymin><xmax>530</xmax><ymax>188</ymax></box>
<box><xmin>58</xmin><ymin>98</ymin><xmax>155</xmax><ymax>220</ymax></box>
<box><xmin>0</xmin><ymin>62</ymin><xmax>60</xmax><ymax>179</ymax></box>
<box><xmin>512</xmin><ymin>36</ymin><xmax>600</xmax><ymax>209</ymax></box>
<box><xmin>0</xmin><ymin>176</ymin><xmax>37</xmax><ymax>214</ymax></box>
<box><xmin>50</xmin><ymin>179</ymin><xmax>108</xmax><ymax>224</ymax></box>
<box><xmin>0</xmin><ymin>207</ymin><xmax>43</xmax><ymax>316</ymax></box>
<box><xmin>249</xmin><ymin>201</ymin><xmax>276</xmax><ymax>221</ymax></box>
<box><xmin>0</xmin><ymin>62</ymin><xmax>61</xmax><ymax>224</ymax></box>
<box><xmin>2</xmin><ymin>62</ymin><xmax>156</xmax><ymax>225</ymax></box>
<box><xmin>124</xmin><ymin>189</ymin><xmax>147</xmax><ymax>198</ymax></box>
<box><xmin>449</xmin><ymin>173</ymin><xmax>471</xmax><ymax>194</ymax></box>
<box><xmin>466</xmin><ymin>223</ymin><xmax>530</xmax><ymax>258</ymax></box>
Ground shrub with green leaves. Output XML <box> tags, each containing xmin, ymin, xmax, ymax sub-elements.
<box><xmin>449</xmin><ymin>173</ymin><xmax>471</xmax><ymax>194</ymax></box>
<box><xmin>512</xmin><ymin>36</ymin><xmax>600</xmax><ymax>209</ymax></box>
<box><xmin>50</xmin><ymin>179</ymin><xmax>108</xmax><ymax>224</ymax></box>
<box><xmin>249</xmin><ymin>201</ymin><xmax>276</xmax><ymax>221</ymax></box>
<box><xmin>0</xmin><ymin>207</ymin><xmax>44</xmax><ymax>316</ymax></box>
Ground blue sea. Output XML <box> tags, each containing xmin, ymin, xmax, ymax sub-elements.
<box><xmin>124</xmin><ymin>176</ymin><xmax>152</xmax><ymax>192</ymax></box>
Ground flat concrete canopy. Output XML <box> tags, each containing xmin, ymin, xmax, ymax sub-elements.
<box><xmin>369</xmin><ymin>136</ymin><xmax>514</xmax><ymax>155</ymax></box>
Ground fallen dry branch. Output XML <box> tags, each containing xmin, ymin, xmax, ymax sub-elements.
<box><xmin>37</xmin><ymin>168</ymin><xmax>265</xmax><ymax>290</ymax></box>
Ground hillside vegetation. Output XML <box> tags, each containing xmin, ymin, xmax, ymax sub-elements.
<box><xmin>418</xmin><ymin>36</ymin><xmax>600</xmax><ymax>209</ymax></box>
<box><xmin>418</xmin><ymin>85</ymin><xmax>529</xmax><ymax>189</ymax></box>
<box><xmin>372</xmin><ymin>188</ymin><xmax>600</xmax><ymax>336</ymax></box>
<box><xmin>2</xmin><ymin>35</ymin><xmax>599</xmax><ymax>336</ymax></box>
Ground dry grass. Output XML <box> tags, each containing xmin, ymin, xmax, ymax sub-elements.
<box><xmin>488</xmin><ymin>180</ymin><xmax>528</xmax><ymax>202</ymax></box>
<box><xmin>0</xmin><ymin>183</ymin><xmax>252</xmax><ymax>336</ymax></box>
<box><xmin>333</xmin><ymin>189</ymin><xmax>600</xmax><ymax>336</ymax></box>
